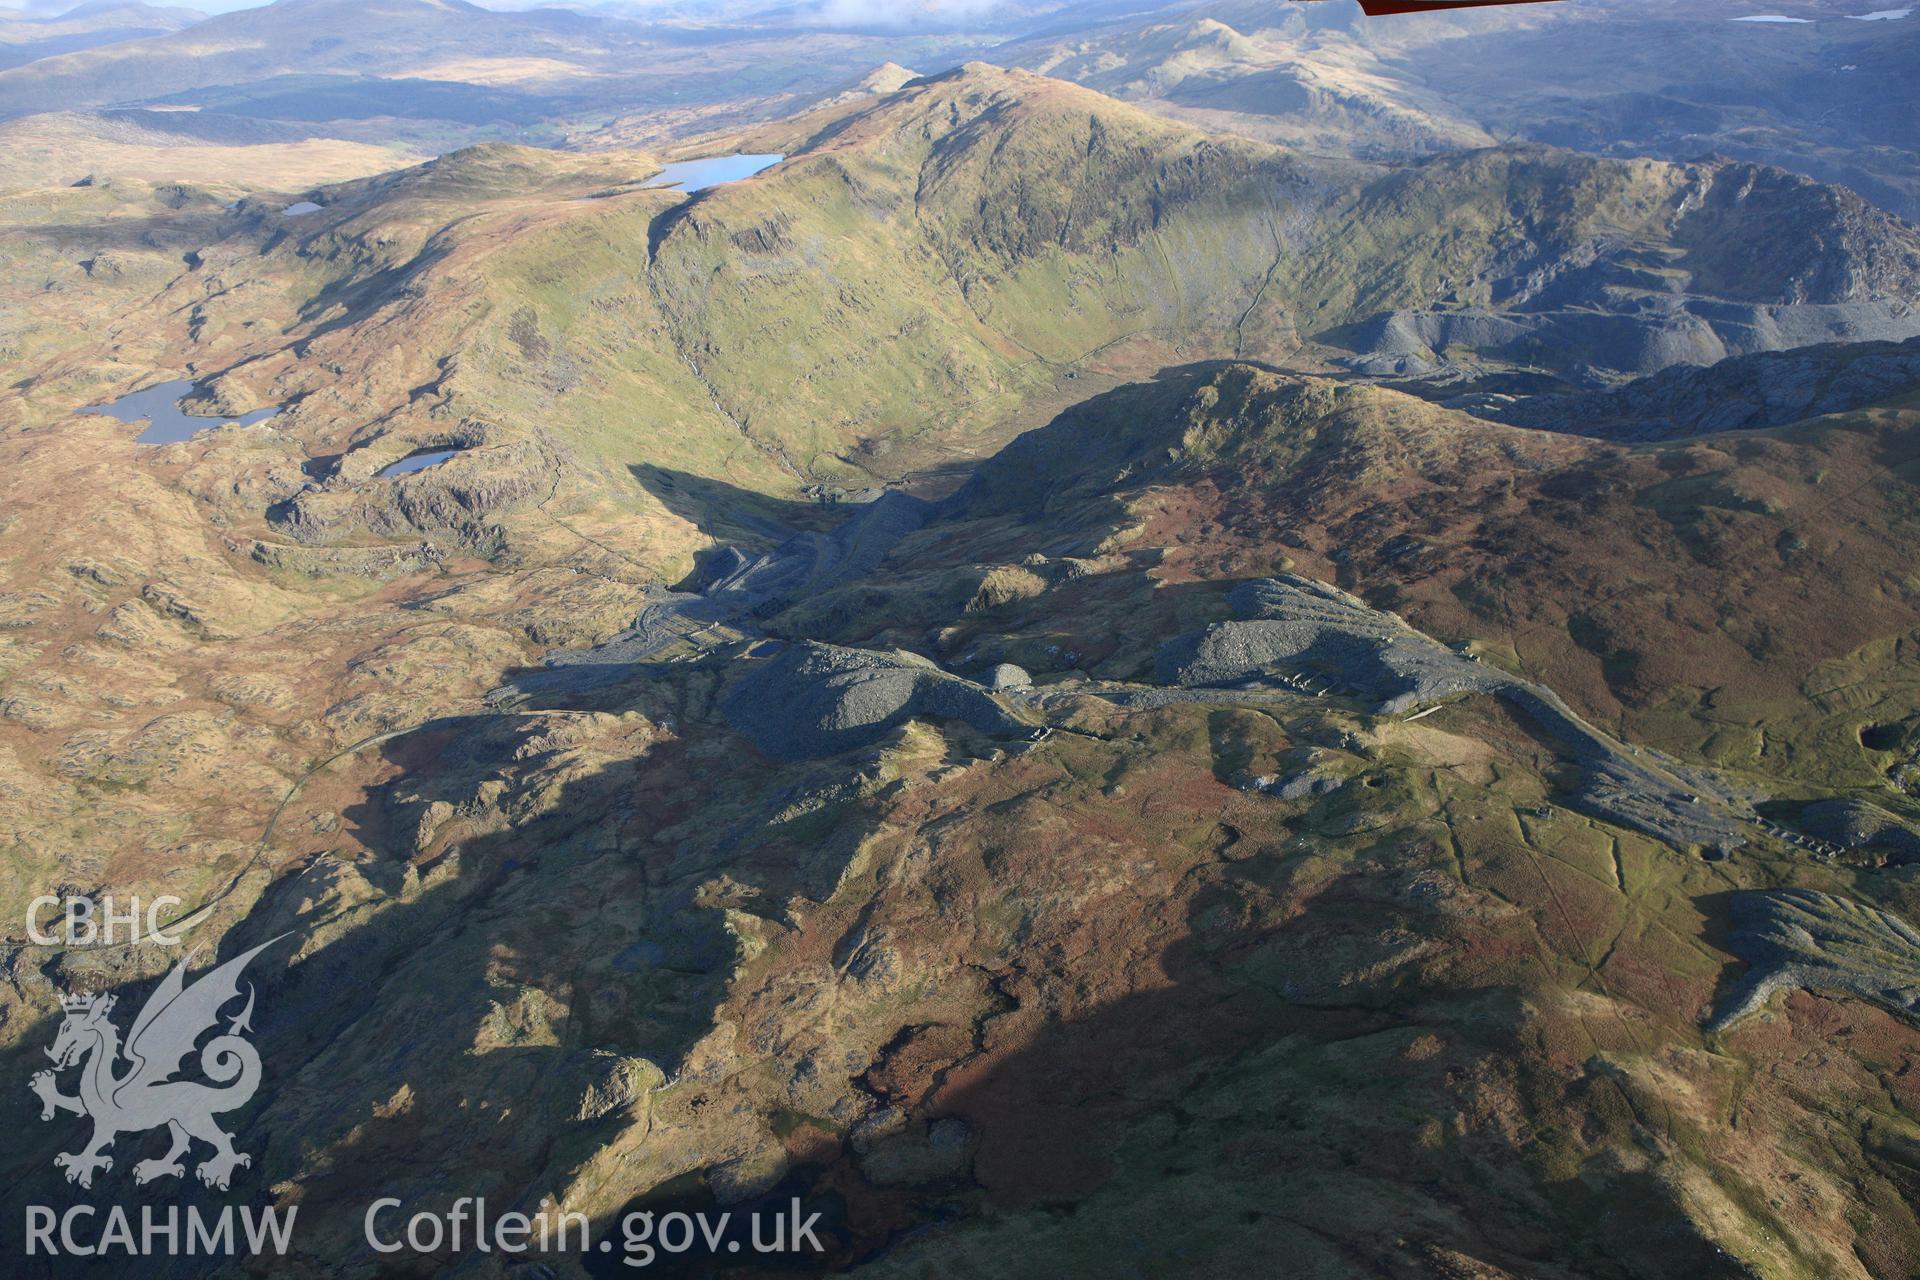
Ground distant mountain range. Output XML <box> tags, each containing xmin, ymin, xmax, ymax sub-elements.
<box><xmin>1006</xmin><ymin>0</ymin><xmax>1920</xmax><ymax>219</ymax></box>
<box><xmin>1</xmin><ymin>0</ymin><xmax>1915</xmax><ymax>221</ymax></box>
<box><xmin>0</xmin><ymin>1</ymin><xmax>199</xmax><ymax>70</ymax></box>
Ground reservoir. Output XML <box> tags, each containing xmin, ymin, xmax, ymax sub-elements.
<box><xmin>378</xmin><ymin>448</ymin><xmax>461</xmax><ymax>477</ymax></box>
<box><xmin>82</xmin><ymin>380</ymin><xmax>280</xmax><ymax>444</ymax></box>
<box><xmin>644</xmin><ymin>153</ymin><xmax>783</xmax><ymax>195</ymax></box>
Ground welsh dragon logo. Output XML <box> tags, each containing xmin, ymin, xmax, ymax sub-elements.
<box><xmin>30</xmin><ymin>937</ymin><xmax>285</xmax><ymax>1191</ymax></box>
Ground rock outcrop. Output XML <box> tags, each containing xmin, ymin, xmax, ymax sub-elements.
<box><xmin>1710</xmin><ymin>890</ymin><xmax>1920</xmax><ymax>1030</ymax></box>
<box><xmin>1461</xmin><ymin>336</ymin><xmax>1920</xmax><ymax>440</ymax></box>
<box><xmin>983</xmin><ymin>662</ymin><xmax>1031</xmax><ymax>692</ymax></box>
<box><xmin>1798</xmin><ymin>798</ymin><xmax>1920</xmax><ymax>862</ymax></box>
<box><xmin>722</xmin><ymin>641</ymin><xmax>1037</xmax><ymax>760</ymax></box>
<box><xmin>1157</xmin><ymin>575</ymin><xmax>1499</xmax><ymax>713</ymax></box>
<box><xmin>1339</xmin><ymin>303</ymin><xmax>1920</xmax><ymax>384</ymax></box>
<box><xmin>1158</xmin><ymin>576</ymin><xmax>1751</xmax><ymax>852</ymax></box>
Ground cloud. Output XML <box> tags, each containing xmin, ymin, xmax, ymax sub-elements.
<box><xmin>813</xmin><ymin>0</ymin><xmax>1017</xmax><ymax>28</ymax></box>
<box><xmin>17</xmin><ymin>0</ymin><xmax>1034</xmax><ymax>24</ymax></box>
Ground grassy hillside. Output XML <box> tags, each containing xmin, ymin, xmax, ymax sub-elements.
<box><xmin>817</xmin><ymin>358</ymin><xmax>1920</xmax><ymax>810</ymax></box>
<box><xmin>9</xmin><ymin>63</ymin><xmax>1914</xmax><ymax>577</ymax></box>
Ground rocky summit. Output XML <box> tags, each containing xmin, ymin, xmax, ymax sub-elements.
<box><xmin>1</xmin><ymin>3</ymin><xmax>1919</xmax><ymax>1279</ymax></box>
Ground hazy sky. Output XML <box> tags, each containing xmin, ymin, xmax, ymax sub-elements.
<box><xmin>20</xmin><ymin>0</ymin><xmax>636</xmax><ymax>12</ymax></box>
<box><xmin>25</xmin><ymin>0</ymin><xmax>1034</xmax><ymax>15</ymax></box>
